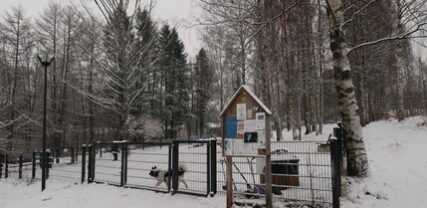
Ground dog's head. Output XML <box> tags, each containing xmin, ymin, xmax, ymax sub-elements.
<box><xmin>149</xmin><ymin>166</ymin><xmax>159</xmax><ymax>177</ymax></box>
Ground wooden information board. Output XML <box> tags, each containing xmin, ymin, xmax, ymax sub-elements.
<box><xmin>219</xmin><ymin>85</ymin><xmax>273</xmax><ymax>208</ymax></box>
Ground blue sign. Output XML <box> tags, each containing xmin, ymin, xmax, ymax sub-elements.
<box><xmin>225</xmin><ymin>116</ymin><xmax>237</xmax><ymax>138</ymax></box>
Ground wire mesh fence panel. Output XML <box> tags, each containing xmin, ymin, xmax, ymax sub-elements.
<box><xmin>49</xmin><ymin>161</ymin><xmax>82</xmax><ymax>182</ymax></box>
<box><xmin>176</xmin><ymin>141</ymin><xmax>209</xmax><ymax>196</ymax></box>
<box><xmin>216</xmin><ymin>140</ymin><xmax>334</xmax><ymax>207</ymax></box>
<box><xmin>3</xmin><ymin>152</ymin><xmax>34</xmax><ymax>180</ymax></box>
<box><xmin>125</xmin><ymin>143</ymin><xmax>171</xmax><ymax>192</ymax></box>
<box><xmin>92</xmin><ymin>143</ymin><xmax>123</xmax><ymax>185</ymax></box>
<box><xmin>48</xmin><ymin>147</ymin><xmax>83</xmax><ymax>182</ymax></box>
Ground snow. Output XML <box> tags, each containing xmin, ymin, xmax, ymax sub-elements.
<box><xmin>341</xmin><ymin>116</ymin><xmax>427</xmax><ymax>208</ymax></box>
<box><xmin>0</xmin><ymin>179</ymin><xmax>224</xmax><ymax>208</ymax></box>
<box><xmin>1</xmin><ymin>116</ymin><xmax>426</xmax><ymax>208</ymax></box>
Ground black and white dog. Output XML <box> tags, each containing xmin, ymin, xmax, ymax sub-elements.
<box><xmin>149</xmin><ymin>164</ymin><xmax>188</xmax><ymax>188</ymax></box>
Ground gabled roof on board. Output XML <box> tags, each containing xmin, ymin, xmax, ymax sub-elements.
<box><xmin>219</xmin><ymin>85</ymin><xmax>272</xmax><ymax>116</ymax></box>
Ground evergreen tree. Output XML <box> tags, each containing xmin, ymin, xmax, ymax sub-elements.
<box><xmin>132</xmin><ymin>7</ymin><xmax>158</xmax><ymax>117</ymax></box>
<box><xmin>158</xmin><ymin>24</ymin><xmax>189</xmax><ymax>139</ymax></box>
<box><xmin>194</xmin><ymin>48</ymin><xmax>213</xmax><ymax>137</ymax></box>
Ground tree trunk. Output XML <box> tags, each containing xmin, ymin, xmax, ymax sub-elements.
<box><xmin>394</xmin><ymin>0</ymin><xmax>405</xmax><ymax>121</ymax></box>
<box><xmin>326</xmin><ymin>0</ymin><xmax>369</xmax><ymax>177</ymax></box>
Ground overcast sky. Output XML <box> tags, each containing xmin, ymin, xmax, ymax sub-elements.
<box><xmin>0</xmin><ymin>0</ymin><xmax>203</xmax><ymax>57</ymax></box>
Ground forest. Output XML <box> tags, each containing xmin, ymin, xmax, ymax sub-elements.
<box><xmin>0</xmin><ymin>0</ymin><xmax>426</xmax><ymax>177</ymax></box>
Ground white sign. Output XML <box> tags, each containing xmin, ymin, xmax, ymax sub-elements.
<box><xmin>234</xmin><ymin>139</ymin><xmax>244</xmax><ymax>154</ymax></box>
<box><xmin>256</xmin><ymin>112</ymin><xmax>266</xmax><ymax>130</ymax></box>
<box><xmin>224</xmin><ymin>138</ymin><xmax>233</xmax><ymax>155</ymax></box>
<box><xmin>247</xmin><ymin>109</ymin><xmax>253</xmax><ymax>119</ymax></box>
<box><xmin>258</xmin><ymin>129</ymin><xmax>266</xmax><ymax>147</ymax></box>
<box><xmin>237</xmin><ymin>103</ymin><xmax>247</xmax><ymax>120</ymax></box>
<box><xmin>244</xmin><ymin>120</ymin><xmax>257</xmax><ymax>132</ymax></box>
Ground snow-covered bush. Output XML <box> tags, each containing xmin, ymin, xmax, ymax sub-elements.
<box><xmin>129</xmin><ymin>116</ymin><xmax>164</xmax><ymax>141</ymax></box>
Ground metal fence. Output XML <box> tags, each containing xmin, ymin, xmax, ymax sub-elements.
<box><xmin>0</xmin><ymin>152</ymin><xmax>35</xmax><ymax>179</ymax></box>
<box><xmin>216</xmin><ymin>141</ymin><xmax>336</xmax><ymax>207</ymax></box>
<box><xmin>1</xmin><ymin>130</ymin><xmax>342</xmax><ymax>208</ymax></box>
<box><xmin>87</xmin><ymin>140</ymin><xmax>217</xmax><ymax>197</ymax></box>
<box><xmin>49</xmin><ymin>147</ymin><xmax>84</xmax><ymax>182</ymax></box>
<box><xmin>0</xmin><ymin>148</ymin><xmax>84</xmax><ymax>183</ymax></box>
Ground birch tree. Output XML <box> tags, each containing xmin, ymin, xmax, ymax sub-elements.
<box><xmin>325</xmin><ymin>0</ymin><xmax>369</xmax><ymax>176</ymax></box>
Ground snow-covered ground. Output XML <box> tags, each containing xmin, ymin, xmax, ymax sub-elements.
<box><xmin>0</xmin><ymin>179</ymin><xmax>224</xmax><ymax>208</ymax></box>
<box><xmin>341</xmin><ymin>116</ymin><xmax>427</xmax><ymax>208</ymax></box>
<box><xmin>1</xmin><ymin>116</ymin><xmax>426</xmax><ymax>208</ymax></box>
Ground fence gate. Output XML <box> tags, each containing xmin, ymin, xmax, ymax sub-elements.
<box><xmin>87</xmin><ymin>140</ymin><xmax>217</xmax><ymax>197</ymax></box>
<box><xmin>216</xmin><ymin>130</ymin><xmax>342</xmax><ymax>208</ymax></box>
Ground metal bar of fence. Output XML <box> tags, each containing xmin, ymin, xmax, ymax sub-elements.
<box><xmin>87</xmin><ymin>145</ymin><xmax>94</xmax><ymax>183</ymax></box>
<box><xmin>32</xmin><ymin>151</ymin><xmax>36</xmax><ymax>179</ymax></box>
<box><xmin>81</xmin><ymin>145</ymin><xmax>86</xmax><ymax>183</ymax></box>
<box><xmin>96</xmin><ymin>165</ymin><xmax>121</xmax><ymax>169</ymax></box>
<box><xmin>120</xmin><ymin>143</ymin><xmax>126</xmax><ymax>187</ymax></box>
<box><xmin>330</xmin><ymin>136</ymin><xmax>341</xmax><ymax>208</ymax></box>
<box><xmin>172</xmin><ymin>141</ymin><xmax>179</xmax><ymax>194</ymax></box>
<box><xmin>71</xmin><ymin>148</ymin><xmax>75</xmax><ymax>164</ymax></box>
<box><xmin>50</xmin><ymin>175</ymin><xmax>81</xmax><ymax>180</ymax></box>
<box><xmin>124</xmin><ymin>184</ymin><xmax>170</xmax><ymax>194</ymax></box>
<box><xmin>127</xmin><ymin>167</ymin><xmax>150</xmax><ymax>171</ymax></box>
<box><xmin>211</xmin><ymin>140</ymin><xmax>217</xmax><ymax>196</ymax></box>
<box><xmin>5</xmin><ymin>154</ymin><xmax>8</xmax><ymax>178</ymax></box>
<box><xmin>207</xmin><ymin>141</ymin><xmax>211</xmax><ymax>196</ymax></box>
<box><xmin>50</xmin><ymin>169</ymin><xmax>81</xmax><ymax>174</ymax></box>
<box><xmin>124</xmin><ymin>143</ymin><xmax>128</xmax><ymax>185</ymax></box>
<box><xmin>168</xmin><ymin>144</ymin><xmax>172</xmax><ymax>192</ymax></box>
<box><xmin>130</xmin><ymin>152</ymin><xmax>169</xmax><ymax>156</ymax></box>
<box><xmin>19</xmin><ymin>154</ymin><xmax>23</xmax><ymax>179</ymax></box>
<box><xmin>127</xmin><ymin>160</ymin><xmax>168</xmax><ymax>164</ymax></box>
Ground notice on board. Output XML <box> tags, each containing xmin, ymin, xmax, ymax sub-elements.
<box><xmin>237</xmin><ymin>103</ymin><xmax>247</xmax><ymax>120</ymax></box>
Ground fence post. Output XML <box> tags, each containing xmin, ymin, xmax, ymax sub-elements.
<box><xmin>210</xmin><ymin>139</ymin><xmax>217</xmax><ymax>196</ymax></box>
<box><xmin>88</xmin><ymin>144</ymin><xmax>95</xmax><ymax>183</ymax></box>
<box><xmin>167</xmin><ymin>144</ymin><xmax>172</xmax><ymax>192</ymax></box>
<box><xmin>5</xmin><ymin>154</ymin><xmax>8</xmax><ymax>178</ymax></box>
<box><xmin>0</xmin><ymin>155</ymin><xmax>3</xmax><ymax>178</ymax></box>
<box><xmin>32</xmin><ymin>151</ymin><xmax>36</xmax><ymax>179</ymax></box>
<box><xmin>120</xmin><ymin>142</ymin><xmax>128</xmax><ymax>187</ymax></box>
<box><xmin>76</xmin><ymin>147</ymin><xmax>79</xmax><ymax>162</ymax></box>
<box><xmin>333</xmin><ymin>127</ymin><xmax>344</xmax><ymax>197</ymax></box>
<box><xmin>81</xmin><ymin>145</ymin><xmax>87</xmax><ymax>184</ymax></box>
<box><xmin>171</xmin><ymin>140</ymin><xmax>179</xmax><ymax>194</ymax></box>
<box><xmin>87</xmin><ymin>145</ymin><xmax>92</xmax><ymax>183</ymax></box>
<box><xmin>56</xmin><ymin>148</ymin><xmax>60</xmax><ymax>163</ymax></box>
<box><xmin>330</xmin><ymin>137</ymin><xmax>342</xmax><ymax>208</ymax></box>
<box><xmin>46</xmin><ymin>151</ymin><xmax>50</xmax><ymax>179</ymax></box>
<box><xmin>71</xmin><ymin>148</ymin><xmax>75</xmax><ymax>164</ymax></box>
<box><xmin>19</xmin><ymin>154</ymin><xmax>23</xmax><ymax>179</ymax></box>
<box><xmin>207</xmin><ymin>141</ymin><xmax>211</xmax><ymax>196</ymax></box>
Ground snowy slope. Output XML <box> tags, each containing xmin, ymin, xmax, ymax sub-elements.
<box><xmin>341</xmin><ymin>116</ymin><xmax>427</xmax><ymax>208</ymax></box>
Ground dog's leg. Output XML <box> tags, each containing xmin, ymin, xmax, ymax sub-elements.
<box><xmin>155</xmin><ymin>179</ymin><xmax>162</xmax><ymax>187</ymax></box>
<box><xmin>163</xmin><ymin>177</ymin><xmax>169</xmax><ymax>188</ymax></box>
<box><xmin>180</xmin><ymin>177</ymin><xmax>188</xmax><ymax>189</ymax></box>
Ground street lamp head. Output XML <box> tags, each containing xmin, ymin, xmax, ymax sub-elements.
<box><xmin>37</xmin><ymin>54</ymin><xmax>55</xmax><ymax>67</ymax></box>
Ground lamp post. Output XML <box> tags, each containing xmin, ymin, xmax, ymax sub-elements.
<box><xmin>37</xmin><ymin>54</ymin><xmax>54</xmax><ymax>191</ymax></box>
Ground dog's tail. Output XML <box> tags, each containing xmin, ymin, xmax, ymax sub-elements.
<box><xmin>178</xmin><ymin>164</ymin><xmax>187</xmax><ymax>172</ymax></box>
